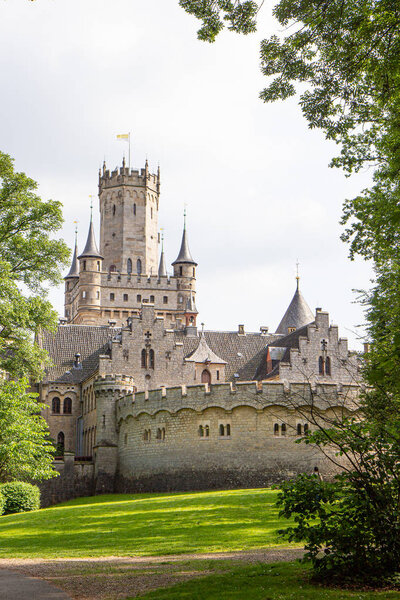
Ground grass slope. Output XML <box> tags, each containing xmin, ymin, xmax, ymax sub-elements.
<box><xmin>0</xmin><ymin>488</ymin><xmax>293</xmax><ymax>558</ymax></box>
<box><xmin>134</xmin><ymin>562</ymin><xmax>400</xmax><ymax>600</ymax></box>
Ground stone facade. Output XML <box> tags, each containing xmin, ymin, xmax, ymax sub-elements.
<box><xmin>36</xmin><ymin>157</ymin><xmax>362</xmax><ymax>503</ymax></box>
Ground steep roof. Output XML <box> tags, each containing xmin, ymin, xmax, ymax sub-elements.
<box><xmin>78</xmin><ymin>217</ymin><xmax>103</xmax><ymax>260</ymax></box>
<box><xmin>64</xmin><ymin>237</ymin><xmax>79</xmax><ymax>279</ymax></box>
<box><xmin>275</xmin><ymin>280</ymin><xmax>314</xmax><ymax>334</ymax></box>
<box><xmin>255</xmin><ymin>324</ymin><xmax>310</xmax><ymax>380</ymax></box>
<box><xmin>185</xmin><ymin>332</ymin><xmax>226</xmax><ymax>364</ymax></box>
<box><xmin>172</xmin><ymin>226</ymin><xmax>197</xmax><ymax>265</ymax></box>
<box><xmin>158</xmin><ymin>249</ymin><xmax>167</xmax><ymax>277</ymax></box>
<box><xmin>39</xmin><ymin>325</ymin><xmax>118</xmax><ymax>383</ymax></box>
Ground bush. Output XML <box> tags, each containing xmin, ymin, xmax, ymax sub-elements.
<box><xmin>1</xmin><ymin>482</ymin><xmax>40</xmax><ymax>514</ymax></box>
<box><xmin>0</xmin><ymin>488</ymin><xmax>4</xmax><ymax>516</ymax></box>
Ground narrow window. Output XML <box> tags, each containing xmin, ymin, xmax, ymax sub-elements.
<box><xmin>325</xmin><ymin>356</ymin><xmax>331</xmax><ymax>376</ymax></box>
<box><xmin>123</xmin><ymin>294</ymin><xmax>128</xmax><ymax>302</ymax></box>
<box><xmin>63</xmin><ymin>397</ymin><xmax>72</xmax><ymax>414</ymax></box>
<box><xmin>52</xmin><ymin>397</ymin><xmax>60</xmax><ymax>414</ymax></box>
<box><xmin>281</xmin><ymin>423</ymin><xmax>286</xmax><ymax>436</ymax></box>
<box><xmin>274</xmin><ymin>423</ymin><xmax>279</xmax><ymax>436</ymax></box>
<box><xmin>161</xmin><ymin>427</ymin><xmax>165</xmax><ymax>440</ymax></box>
<box><xmin>149</xmin><ymin>349</ymin><xmax>155</xmax><ymax>369</ymax></box>
<box><xmin>178</xmin><ymin>294</ymin><xmax>183</xmax><ymax>304</ymax></box>
<box><xmin>156</xmin><ymin>428</ymin><xmax>162</xmax><ymax>440</ymax></box>
<box><xmin>199</xmin><ymin>425</ymin><xmax>204</xmax><ymax>437</ymax></box>
<box><xmin>193</xmin><ymin>268</ymin><xmax>195</xmax><ymax>277</ymax></box>
<box><xmin>219</xmin><ymin>424</ymin><xmax>225</xmax><ymax>437</ymax></box>
<box><xmin>151</xmin><ymin>207</ymin><xmax>153</xmax><ymax>219</ymax></box>
<box><xmin>216</xmin><ymin>370</ymin><xmax>220</xmax><ymax>381</ymax></box>
<box><xmin>297</xmin><ymin>423</ymin><xmax>302</xmax><ymax>436</ymax></box>
<box><xmin>97</xmin><ymin>261</ymin><xmax>100</xmax><ymax>271</ymax></box>
<box><xmin>137</xmin><ymin>294</ymin><xmax>142</xmax><ymax>303</ymax></box>
<box><xmin>318</xmin><ymin>356</ymin><xmax>325</xmax><ymax>375</ymax></box>
<box><xmin>83</xmin><ymin>260</ymin><xmax>86</xmax><ymax>271</ymax></box>
<box><xmin>205</xmin><ymin>425</ymin><xmax>210</xmax><ymax>437</ymax></box>
<box><xmin>124</xmin><ymin>433</ymin><xmax>128</xmax><ymax>445</ymax></box>
<box><xmin>127</xmin><ymin>258</ymin><xmax>132</xmax><ymax>274</ymax></box>
<box><xmin>226</xmin><ymin>424</ymin><xmax>231</xmax><ymax>436</ymax></box>
<box><xmin>113</xmin><ymin>204</ymin><xmax>116</xmax><ymax>216</ymax></box>
<box><xmin>57</xmin><ymin>431</ymin><xmax>65</xmax><ymax>453</ymax></box>
<box><xmin>150</xmin><ymin>295</ymin><xmax>155</xmax><ymax>303</ymax></box>
<box><xmin>141</xmin><ymin>349</ymin><xmax>147</xmax><ymax>369</ymax></box>
<box><xmin>304</xmin><ymin>423</ymin><xmax>309</xmax><ymax>434</ymax></box>
<box><xmin>137</xmin><ymin>258</ymin><xmax>142</xmax><ymax>275</ymax></box>
<box><xmin>82</xmin><ymin>291</ymin><xmax>86</xmax><ymax>299</ymax></box>
<box><xmin>179</xmin><ymin>266</ymin><xmax>183</xmax><ymax>276</ymax></box>
<box><xmin>163</xmin><ymin>296</ymin><xmax>168</xmax><ymax>304</ymax></box>
<box><xmin>96</xmin><ymin>291</ymin><xmax>100</xmax><ymax>299</ymax></box>
<box><xmin>110</xmin><ymin>293</ymin><xmax>115</xmax><ymax>301</ymax></box>
<box><xmin>133</xmin><ymin>203</ymin><xmax>136</xmax><ymax>216</ymax></box>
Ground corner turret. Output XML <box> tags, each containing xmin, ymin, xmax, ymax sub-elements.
<box><xmin>158</xmin><ymin>233</ymin><xmax>167</xmax><ymax>277</ymax></box>
<box><xmin>75</xmin><ymin>212</ymin><xmax>103</xmax><ymax>324</ymax></box>
<box><xmin>172</xmin><ymin>213</ymin><xmax>197</xmax><ymax>327</ymax></box>
<box><xmin>64</xmin><ymin>228</ymin><xmax>79</xmax><ymax>322</ymax></box>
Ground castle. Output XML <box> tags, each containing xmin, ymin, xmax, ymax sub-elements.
<box><xmin>36</xmin><ymin>159</ymin><xmax>361</xmax><ymax>500</ymax></box>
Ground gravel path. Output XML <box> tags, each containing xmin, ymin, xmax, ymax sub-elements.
<box><xmin>0</xmin><ymin>548</ymin><xmax>304</xmax><ymax>599</ymax></box>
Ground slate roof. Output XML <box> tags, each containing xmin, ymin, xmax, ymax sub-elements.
<box><xmin>254</xmin><ymin>323</ymin><xmax>311</xmax><ymax>380</ymax></box>
<box><xmin>172</xmin><ymin>227</ymin><xmax>197</xmax><ymax>265</ymax></box>
<box><xmin>275</xmin><ymin>281</ymin><xmax>314</xmax><ymax>334</ymax></box>
<box><xmin>178</xmin><ymin>330</ymin><xmax>280</xmax><ymax>380</ymax></box>
<box><xmin>39</xmin><ymin>325</ymin><xmax>118</xmax><ymax>384</ymax></box>
<box><xmin>185</xmin><ymin>332</ymin><xmax>226</xmax><ymax>364</ymax></box>
<box><xmin>158</xmin><ymin>249</ymin><xmax>167</xmax><ymax>277</ymax></box>
<box><xmin>65</xmin><ymin>238</ymin><xmax>79</xmax><ymax>279</ymax></box>
<box><xmin>78</xmin><ymin>218</ymin><xmax>103</xmax><ymax>259</ymax></box>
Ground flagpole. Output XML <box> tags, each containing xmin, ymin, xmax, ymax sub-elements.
<box><xmin>129</xmin><ymin>132</ymin><xmax>131</xmax><ymax>169</ymax></box>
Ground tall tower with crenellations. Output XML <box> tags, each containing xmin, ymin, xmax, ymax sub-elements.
<box><xmin>98</xmin><ymin>158</ymin><xmax>160</xmax><ymax>276</ymax></box>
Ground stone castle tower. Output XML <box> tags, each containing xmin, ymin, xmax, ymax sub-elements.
<box><xmin>64</xmin><ymin>159</ymin><xmax>198</xmax><ymax>330</ymax></box>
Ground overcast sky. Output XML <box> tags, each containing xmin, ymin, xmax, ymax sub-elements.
<box><xmin>0</xmin><ymin>0</ymin><xmax>373</xmax><ymax>348</ymax></box>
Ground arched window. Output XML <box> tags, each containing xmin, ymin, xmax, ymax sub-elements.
<box><xmin>318</xmin><ymin>356</ymin><xmax>325</xmax><ymax>375</ymax></box>
<box><xmin>113</xmin><ymin>204</ymin><xmax>116</xmax><ymax>216</ymax></box>
<box><xmin>304</xmin><ymin>423</ymin><xmax>309</xmax><ymax>434</ymax></box>
<box><xmin>52</xmin><ymin>397</ymin><xmax>60</xmax><ymax>414</ymax></box>
<box><xmin>127</xmin><ymin>258</ymin><xmax>132</xmax><ymax>274</ymax></box>
<box><xmin>109</xmin><ymin>265</ymin><xmax>116</xmax><ymax>273</ymax></box>
<box><xmin>325</xmin><ymin>356</ymin><xmax>331</xmax><ymax>376</ymax></box>
<box><xmin>150</xmin><ymin>295</ymin><xmax>155</xmax><ymax>303</ymax></box>
<box><xmin>281</xmin><ymin>423</ymin><xmax>286</xmax><ymax>436</ymax></box>
<box><xmin>83</xmin><ymin>260</ymin><xmax>86</xmax><ymax>271</ymax></box>
<box><xmin>97</xmin><ymin>261</ymin><xmax>100</xmax><ymax>271</ymax></box>
<box><xmin>199</xmin><ymin>425</ymin><xmax>204</xmax><ymax>437</ymax></box>
<box><xmin>219</xmin><ymin>424</ymin><xmax>225</xmax><ymax>436</ymax></box>
<box><xmin>226</xmin><ymin>424</ymin><xmax>231</xmax><ymax>436</ymax></box>
<box><xmin>57</xmin><ymin>431</ymin><xmax>65</xmax><ymax>453</ymax></box>
<box><xmin>63</xmin><ymin>397</ymin><xmax>72</xmax><ymax>414</ymax></box>
<box><xmin>179</xmin><ymin>266</ymin><xmax>183</xmax><ymax>276</ymax></box>
<box><xmin>137</xmin><ymin>258</ymin><xmax>142</xmax><ymax>275</ymax></box>
<box><xmin>133</xmin><ymin>203</ymin><xmax>136</xmax><ymax>216</ymax></box>
<box><xmin>201</xmin><ymin>369</ymin><xmax>211</xmax><ymax>384</ymax></box>
<box><xmin>205</xmin><ymin>425</ymin><xmax>210</xmax><ymax>437</ymax></box>
<box><xmin>161</xmin><ymin>427</ymin><xmax>165</xmax><ymax>440</ymax></box>
<box><xmin>156</xmin><ymin>428</ymin><xmax>162</xmax><ymax>440</ymax></box>
<box><xmin>141</xmin><ymin>349</ymin><xmax>147</xmax><ymax>369</ymax></box>
<box><xmin>274</xmin><ymin>423</ymin><xmax>279</xmax><ymax>436</ymax></box>
<box><xmin>178</xmin><ymin>294</ymin><xmax>183</xmax><ymax>304</ymax></box>
<box><xmin>297</xmin><ymin>423</ymin><xmax>302</xmax><ymax>436</ymax></box>
<box><xmin>149</xmin><ymin>349</ymin><xmax>155</xmax><ymax>369</ymax></box>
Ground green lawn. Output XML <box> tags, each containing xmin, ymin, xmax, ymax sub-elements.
<box><xmin>0</xmin><ymin>488</ymin><xmax>294</xmax><ymax>558</ymax></box>
<box><xmin>134</xmin><ymin>561</ymin><xmax>400</xmax><ymax>600</ymax></box>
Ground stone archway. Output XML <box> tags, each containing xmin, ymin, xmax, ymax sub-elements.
<box><xmin>201</xmin><ymin>369</ymin><xmax>211</xmax><ymax>384</ymax></box>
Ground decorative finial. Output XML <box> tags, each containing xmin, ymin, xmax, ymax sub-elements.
<box><xmin>160</xmin><ymin>227</ymin><xmax>164</xmax><ymax>250</ymax></box>
<box><xmin>183</xmin><ymin>204</ymin><xmax>187</xmax><ymax>229</ymax></box>
<box><xmin>73</xmin><ymin>220</ymin><xmax>78</xmax><ymax>240</ymax></box>
<box><xmin>296</xmin><ymin>259</ymin><xmax>300</xmax><ymax>290</ymax></box>
<box><xmin>122</xmin><ymin>155</ymin><xmax>126</xmax><ymax>168</ymax></box>
<box><xmin>89</xmin><ymin>195</ymin><xmax>94</xmax><ymax>221</ymax></box>
<box><xmin>201</xmin><ymin>322</ymin><xmax>205</xmax><ymax>333</ymax></box>
<box><xmin>103</xmin><ymin>160</ymin><xmax>106</xmax><ymax>175</ymax></box>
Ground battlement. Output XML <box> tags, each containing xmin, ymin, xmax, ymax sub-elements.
<box><xmin>99</xmin><ymin>164</ymin><xmax>159</xmax><ymax>192</ymax></box>
<box><xmin>100</xmin><ymin>272</ymin><xmax>179</xmax><ymax>290</ymax></box>
<box><xmin>116</xmin><ymin>380</ymin><xmax>360</xmax><ymax>421</ymax></box>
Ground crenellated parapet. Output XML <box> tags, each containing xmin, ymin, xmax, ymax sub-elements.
<box><xmin>99</xmin><ymin>165</ymin><xmax>159</xmax><ymax>195</ymax></box>
<box><xmin>94</xmin><ymin>374</ymin><xmax>135</xmax><ymax>399</ymax></box>
<box><xmin>116</xmin><ymin>380</ymin><xmax>360</xmax><ymax>422</ymax></box>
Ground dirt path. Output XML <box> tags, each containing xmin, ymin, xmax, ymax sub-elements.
<box><xmin>0</xmin><ymin>549</ymin><xmax>304</xmax><ymax>599</ymax></box>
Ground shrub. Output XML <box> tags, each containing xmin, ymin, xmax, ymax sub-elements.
<box><xmin>1</xmin><ymin>482</ymin><xmax>40</xmax><ymax>514</ymax></box>
<box><xmin>0</xmin><ymin>488</ymin><xmax>4</xmax><ymax>516</ymax></box>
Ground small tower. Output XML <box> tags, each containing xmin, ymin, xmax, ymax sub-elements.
<box><xmin>76</xmin><ymin>211</ymin><xmax>103</xmax><ymax>324</ymax></box>
<box><xmin>172</xmin><ymin>212</ymin><xmax>197</xmax><ymax>323</ymax></box>
<box><xmin>64</xmin><ymin>227</ymin><xmax>79</xmax><ymax>323</ymax></box>
<box><xmin>98</xmin><ymin>158</ymin><xmax>160</xmax><ymax>276</ymax></box>
<box><xmin>184</xmin><ymin>291</ymin><xmax>198</xmax><ymax>336</ymax></box>
<box><xmin>158</xmin><ymin>232</ymin><xmax>167</xmax><ymax>278</ymax></box>
<box><xmin>275</xmin><ymin>274</ymin><xmax>314</xmax><ymax>335</ymax></box>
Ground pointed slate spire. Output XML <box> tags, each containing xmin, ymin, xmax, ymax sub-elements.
<box><xmin>172</xmin><ymin>210</ymin><xmax>197</xmax><ymax>266</ymax></box>
<box><xmin>65</xmin><ymin>227</ymin><xmax>79</xmax><ymax>279</ymax></box>
<box><xmin>78</xmin><ymin>205</ymin><xmax>103</xmax><ymax>259</ymax></box>
<box><xmin>158</xmin><ymin>232</ymin><xmax>167</xmax><ymax>277</ymax></box>
<box><xmin>275</xmin><ymin>276</ymin><xmax>314</xmax><ymax>335</ymax></box>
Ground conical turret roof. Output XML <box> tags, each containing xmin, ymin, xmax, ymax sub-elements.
<box><xmin>158</xmin><ymin>236</ymin><xmax>167</xmax><ymax>277</ymax></box>
<box><xmin>275</xmin><ymin>279</ymin><xmax>314</xmax><ymax>335</ymax></box>
<box><xmin>185</xmin><ymin>331</ymin><xmax>226</xmax><ymax>364</ymax></box>
<box><xmin>78</xmin><ymin>216</ymin><xmax>103</xmax><ymax>259</ymax></box>
<box><xmin>64</xmin><ymin>235</ymin><xmax>79</xmax><ymax>279</ymax></box>
<box><xmin>172</xmin><ymin>220</ymin><xmax>197</xmax><ymax>266</ymax></box>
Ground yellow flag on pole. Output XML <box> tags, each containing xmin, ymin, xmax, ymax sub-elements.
<box><xmin>116</xmin><ymin>134</ymin><xmax>129</xmax><ymax>141</ymax></box>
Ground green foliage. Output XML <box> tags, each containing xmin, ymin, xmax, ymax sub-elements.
<box><xmin>0</xmin><ymin>151</ymin><xmax>69</xmax><ymax>380</ymax></box>
<box><xmin>0</xmin><ymin>489</ymin><xmax>293</xmax><ymax>558</ymax></box>
<box><xmin>1</xmin><ymin>481</ymin><xmax>40</xmax><ymax>514</ymax></box>
<box><xmin>0</xmin><ymin>488</ymin><xmax>4</xmax><ymax>516</ymax></box>
<box><xmin>0</xmin><ymin>379</ymin><xmax>56</xmax><ymax>483</ymax></box>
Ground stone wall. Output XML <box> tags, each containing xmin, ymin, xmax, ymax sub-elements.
<box><xmin>115</xmin><ymin>380</ymin><xmax>359</xmax><ymax>492</ymax></box>
<box><xmin>38</xmin><ymin>453</ymin><xmax>94</xmax><ymax>507</ymax></box>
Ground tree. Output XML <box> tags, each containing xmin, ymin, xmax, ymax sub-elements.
<box><xmin>0</xmin><ymin>151</ymin><xmax>69</xmax><ymax>481</ymax></box>
<box><xmin>179</xmin><ymin>0</ymin><xmax>400</xmax><ymax>584</ymax></box>
<box><xmin>0</xmin><ymin>379</ymin><xmax>56</xmax><ymax>482</ymax></box>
